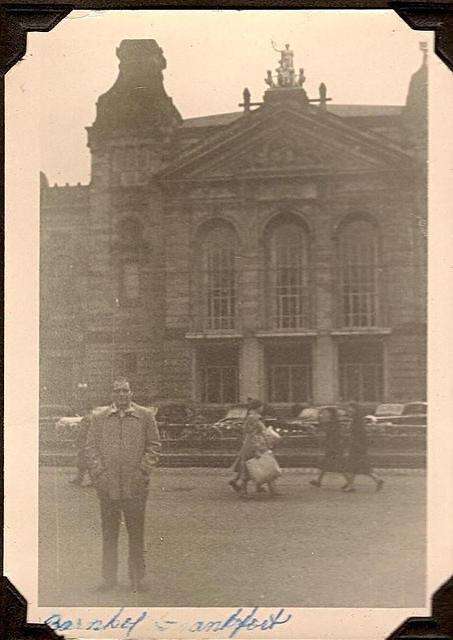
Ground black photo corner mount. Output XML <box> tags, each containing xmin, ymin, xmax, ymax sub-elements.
<box><xmin>0</xmin><ymin>1</ymin><xmax>452</xmax><ymax>638</ymax></box>
<box><xmin>0</xmin><ymin>576</ymin><xmax>62</xmax><ymax>638</ymax></box>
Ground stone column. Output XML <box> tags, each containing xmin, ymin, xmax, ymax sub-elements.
<box><xmin>239</xmin><ymin>338</ymin><xmax>264</xmax><ymax>402</ymax></box>
<box><xmin>312</xmin><ymin>190</ymin><xmax>336</xmax><ymax>404</ymax></box>
<box><xmin>313</xmin><ymin>334</ymin><xmax>336</xmax><ymax>403</ymax></box>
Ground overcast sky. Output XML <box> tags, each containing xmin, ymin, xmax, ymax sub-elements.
<box><xmin>27</xmin><ymin>10</ymin><xmax>430</xmax><ymax>185</ymax></box>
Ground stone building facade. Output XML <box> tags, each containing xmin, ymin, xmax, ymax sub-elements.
<box><xmin>40</xmin><ymin>39</ymin><xmax>427</xmax><ymax>412</ymax></box>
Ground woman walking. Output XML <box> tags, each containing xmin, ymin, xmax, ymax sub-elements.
<box><xmin>310</xmin><ymin>407</ymin><xmax>349</xmax><ymax>488</ymax></box>
<box><xmin>229</xmin><ymin>404</ymin><xmax>279</xmax><ymax>498</ymax></box>
<box><xmin>343</xmin><ymin>402</ymin><xmax>384</xmax><ymax>492</ymax></box>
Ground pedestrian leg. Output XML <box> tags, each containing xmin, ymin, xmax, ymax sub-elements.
<box><xmin>310</xmin><ymin>471</ymin><xmax>325</xmax><ymax>487</ymax></box>
<box><xmin>98</xmin><ymin>492</ymin><xmax>121</xmax><ymax>588</ymax></box>
<box><xmin>342</xmin><ymin>473</ymin><xmax>356</xmax><ymax>492</ymax></box>
<box><xmin>228</xmin><ymin>472</ymin><xmax>242</xmax><ymax>493</ymax></box>
<box><xmin>238</xmin><ymin>462</ymin><xmax>252</xmax><ymax>498</ymax></box>
<box><xmin>369</xmin><ymin>473</ymin><xmax>384</xmax><ymax>491</ymax></box>
<box><xmin>123</xmin><ymin>495</ymin><xmax>147</xmax><ymax>589</ymax></box>
<box><xmin>267</xmin><ymin>480</ymin><xmax>281</xmax><ymax>496</ymax></box>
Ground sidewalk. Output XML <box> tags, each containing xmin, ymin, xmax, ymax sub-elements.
<box><xmin>39</xmin><ymin>466</ymin><xmax>426</xmax><ymax>609</ymax></box>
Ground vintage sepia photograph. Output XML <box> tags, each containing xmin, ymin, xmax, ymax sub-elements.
<box><xmin>37</xmin><ymin>10</ymin><xmax>427</xmax><ymax>609</ymax></box>
<box><xmin>8</xmin><ymin>8</ymin><xmax>453</xmax><ymax>637</ymax></box>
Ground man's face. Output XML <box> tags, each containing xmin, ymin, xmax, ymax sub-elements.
<box><xmin>112</xmin><ymin>383</ymin><xmax>132</xmax><ymax>409</ymax></box>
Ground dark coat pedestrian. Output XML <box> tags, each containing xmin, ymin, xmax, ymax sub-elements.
<box><xmin>346</xmin><ymin>414</ymin><xmax>372</xmax><ymax>475</ymax></box>
<box><xmin>310</xmin><ymin>407</ymin><xmax>349</xmax><ymax>488</ymax></box>
<box><xmin>320</xmin><ymin>417</ymin><xmax>345</xmax><ymax>472</ymax></box>
<box><xmin>343</xmin><ymin>403</ymin><xmax>383</xmax><ymax>492</ymax></box>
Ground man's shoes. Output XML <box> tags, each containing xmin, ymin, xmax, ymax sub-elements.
<box><xmin>309</xmin><ymin>480</ymin><xmax>321</xmax><ymax>488</ymax></box>
<box><xmin>96</xmin><ymin>581</ymin><xmax>117</xmax><ymax>593</ymax></box>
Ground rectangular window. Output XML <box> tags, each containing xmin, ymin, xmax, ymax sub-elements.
<box><xmin>206</xmin><ymin>247</ymin><xmax>235</xmax><ymax>330</ymax></box>
<box><xmin>270</xmin><ymin>224</ymin><xmax>309</xmax><ymax>329</ymax></box>
<box><xmin>198</xmin><ymin>343</ymin><xmax>239</xmax><ymax>404</ymax></box>
<box><xmin>275</xmin><ymin>246</ymin><xmax>307</xmax><ymax>328</ymax></box>
<box><xmin>339</xmin><ymin>340</ymin><xmax>383</xmax><ymax>402</ymax></box>
<box><xmin>267</xmin><ymin>342</ymin><xmax>312</xmax><ymax>403</ymax></box>
<box><xmin>339</xmin><ymin>221</ymin><xmax>378</xmax><ymax>328</ymax></box>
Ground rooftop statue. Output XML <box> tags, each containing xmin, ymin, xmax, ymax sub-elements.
<box><xmin>263</xmin><ymin>42</ymin><xmax>314</xmax><ymax>107</ymax></box>
<box><xmin>270</xmin><ymin>42</ymin><xmax>298</xmax><ymax>88</ymax></box>
<box><xmin>272</xmin><ymin>42</ymin><xmax>294</xmax><ymax>69</ymax></box>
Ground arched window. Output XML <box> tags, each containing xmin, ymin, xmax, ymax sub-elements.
<box><xmin>338</xmin><ymin>218</ymin><xmax>379</xmax><ymax>328</ymax></box>
<box><xmin>269</xmin><ymin>222</ymin><xmax>309</xmax><ymax>329</ymax></box>
<box><xmin>201</xmin><ymin>224</ymin><xmax>237</xmax><ymax>330</ymax></box>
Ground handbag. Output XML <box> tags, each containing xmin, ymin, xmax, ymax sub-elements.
<box><xmin>246</xmin><ymin>450</ymin><xmax>282</xmax><ymax>485</ymax></box>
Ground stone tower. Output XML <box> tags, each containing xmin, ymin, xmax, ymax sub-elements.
<box><xmin>84</xmin><ymin>40</ymin><xmax>182</xmax><ymax>402</ymax></box>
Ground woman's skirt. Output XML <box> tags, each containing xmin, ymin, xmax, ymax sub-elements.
<box><xmin>319</xmin><ymin>451</ymin><xmax>345</xmax><ymax>472</ymax></box>
<box><xmin>345</xmin><ymin>451</ymin><xmax>372</xmax><ymax>475</ymax></box>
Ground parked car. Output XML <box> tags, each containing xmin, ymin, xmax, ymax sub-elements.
<box><xmin>39</xmin><ymin>404</ymin><xmax>83</xmax><ymax>441</ymax></box>
<box><xmin>155</xmin><ymin>403</ymin><xmax>192</xmax><ymax>440</ymax></box>
<box><xmin>365</xmin><ymin>401</ymin><xmax>427</xmax><ymax>434</ymax></box>
<box><xmin>208</xmin><ymin>406</ymin><xmax>248</xmax><ymax>438</ymax></box>
<box><xmin>279</xmin><ymin>405</ymin><xmax>349</xmax><ymax>436</ymax></box>
<box><xmin>206</xmin><ymin>405</ymin><xmax>281</xmax><ymax>439</ymax></box>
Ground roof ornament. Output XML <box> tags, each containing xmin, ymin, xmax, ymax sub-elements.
<box><xmin>270</xmin><ymin>41</ymin><xmax>296</xmax><ymax>88</ymax></box>
<box><xmin>239</xmin><ymin>87</ymin><xmax>262</xmax><ymax>112</ymax></box>
<box><xmin>265</xmin><ymin>42</ymin><xmax>306</xmax><ymax>90</ymax></box>
<box><xmin>262</xmin><ymin>42</ymin><xmax>332</xmax><ymax>110</ymax></box>
<box><xmin>308</xmin><ymin>82</ymin><xmax>332</xmax><ymax>110</ymax></box>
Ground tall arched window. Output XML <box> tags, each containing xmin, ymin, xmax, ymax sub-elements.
<box><xmin>338</xmin><ymin>218</ymin><xmax>379</xmax><ymax>328</ymax></box>
<box><xmin>269</xmin><ymin>222</ymin><xmax>309</xmax><ymax>329</ymax></box>
<box><xmin>202</xmin><ymin>224</ymin><xmax>237</xmax><ymax>330</ymax></box>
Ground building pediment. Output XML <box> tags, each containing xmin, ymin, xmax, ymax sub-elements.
<box><xmin>159</xmin><ymin>104</ymin><xmax>414</xmax><ymax>182</ymax></box>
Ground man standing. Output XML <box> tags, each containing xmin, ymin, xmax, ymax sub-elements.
<box><xmin>85</xmin><ymin>377</ymin><xmax>161</xmax><ymax>592</ymax></box>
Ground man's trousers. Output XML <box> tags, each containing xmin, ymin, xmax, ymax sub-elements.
<box><xmin>97</xmin><ymin>490</ymin><xmax>147</xmax><ymax>585</ymax></box>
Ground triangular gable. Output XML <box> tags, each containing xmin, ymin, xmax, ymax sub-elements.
<box><xmin>159</xmin><ymin>103</ymin><xmax>414</xmax><ymax>181</ymax></box>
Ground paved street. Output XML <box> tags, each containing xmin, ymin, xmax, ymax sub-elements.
<box><xmin>39</xmin><ymin>466</ymin><xmax>426</xmax><ymax>609</ymax></box>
